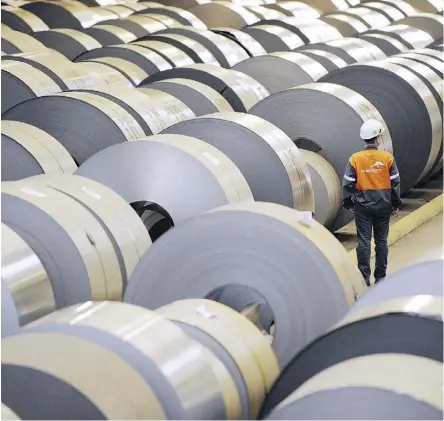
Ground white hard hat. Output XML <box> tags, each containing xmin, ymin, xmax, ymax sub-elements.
<box><xmin>360</xmin><ymin>119</ymin><xmax>385</xmax><ymax>140</ymax></box>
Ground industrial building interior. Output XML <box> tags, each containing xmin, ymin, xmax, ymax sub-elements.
<box><xmin>1</xmin><ymin>0</ymin><xmax>443</xmax><ymax>419</ymax></box>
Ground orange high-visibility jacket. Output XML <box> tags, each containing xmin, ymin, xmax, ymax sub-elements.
<box><xmin>342</xmin><ymin>145</ymin><xmax>401</xmax><ymax>216</ymax></box>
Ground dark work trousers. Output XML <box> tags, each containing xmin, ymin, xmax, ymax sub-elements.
<box><xmin>355</xmin><ymin>212</ymin><xmax>390</xmax><ymax>285</ymax></box>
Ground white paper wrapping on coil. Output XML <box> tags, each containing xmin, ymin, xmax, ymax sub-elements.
<box><xmin>365</xmin><ymin>24</ymin><xmax>435</xmax><ymax>49</ymax></box>
<box><xmin>1</xmin><ymin>224</ymin><xmax>55</xmax><ymax>336</ymax></box>
<box><xmin>162</xmin><ymin>112</ymin><xmax>314</xmax><ymax>211</ymax></box>
<box><xmin>26</xmin><ymin>173</ymin><xmax>152</xmax><ymax>290</ymax></box>
<box><xmin>2</xmin><ymin>301</ymin><xmax>239</xmax><ymax>420</ymax></box>
<box><xmin>242</xmin><ymin>25</ymin><xmax>305</xmax><ymax>52</ymax></box>
<box><xmin>348</xmin><ymin>259</ymin><xmax>444</xmax><ymax>314</ymax></box>
<box><xmin>1</xmin><ymin>182</ymin><xmax>123</xmax><ymax>309</ymax></box>
<box><xmin>250</xmin><ymin>82</ymin><xmax>392</xmax><ymax>231</ymax></box>
<box><xmin>1</xmin><ymin>404</ymin><xmax>21</xmax><ymax>420</ymax></box>
<box><xmin>158</xmin><ymin>299</ymin><xmax>280</xmax><ymax>419</ymax></box>
<box><xmin>1</xmin><ymin>121</ymin><xmax>77</xmax><ymax>181</ymax></box>
<box><xmin>320</xmin><ymin>61</ymin><xmax>442</xmax><ymax>190</ymax></box>
<box><xmin>1</xmin><ymin>6</ymin><xmax>49</xmax><ymax>33</ymax></box>
<box><xmin>124</xmin><ymin>201</ymin><xmax>366</xmax><ymax>369</ymax></box>
<box><xmin>141</xmin><ymin>63</ymin><xmax>269</xmax><ymax>112</ymax></box>
<box><xmin>147</xmin><ymin>78</ymin><xmax>233</xmax><ymax>115</ymax></box>
<box><xmin>1</xmin><ymin>30</ymin><xmax>48</xmax><ymax>54</ymax></box>
<box><xmin>233</xmin><ymin>52</ymin><xmax>328</xmax><ymax>94</ymax></box>
<box><xmin>266</xmin><ymin>354</ymin><xmax>443</xmax><ymax>420</ymax></box>
<box><xmin>188</xmin><ymin>2</ymin><xmax>259</xmax><ymax>29</ymax></box>
<box><xmin>72</xmin><ymin>61</ymin><xmax>134</xmax><ymax>88</ymax></box>
<box><xmin>157</xmin><ymin>27</ymin><xmax>250</xmax><ymax>67</ymax></box>
<box><xmin>211</xmin><ymin>28</ymin><xmax>267</xmax><ymax>57</ymax></box>
<box><xmin>299</xmin><ymin>150</ymin><xmax>341</xmax><ymax>228</ymax></box>
<box><xmin>141</xmin><ymin>33</ymin><xmax>220</xmax><ymax>65</ymax></box>
<box><xmin>76</xmin><ymin>134</ymin><xmax>253</xmax><ymax>227</ymax></box>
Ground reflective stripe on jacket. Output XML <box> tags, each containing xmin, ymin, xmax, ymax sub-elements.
<box><xmin>342</xmin><ymin>145</ymin><xmax>402</xmax><ymax>216</ymax></box>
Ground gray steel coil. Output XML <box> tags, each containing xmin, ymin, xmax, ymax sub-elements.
<box><xmin>364</xmin><ymin>24</ymin><xmax>435</xmax><ymax>49</ymax></box>
<box><xmin>250</xmin><ymin>82</ymin><xmax>392</xmax><ymax>231</ymax></box>
<box><xmin>134</xmin><ymin>5</ymin><xmax>207</xmax><ymax>29</ymax></box>
<box><xmin>1</xmin><ymin>6</ymin><xmax>49</xmax><ymax>33</ymax></box>
<box><xmin>1</xmin><ymin>29</ymin><xmax>47</xmax><ymax>54</ymax></box>
<box><xmin>242</xmin><ymin>24</ymin><xmax>305</xmax><ymax>52</ymax></box>
<box><xmin>1</xmin><ymin>120</ymin><xmax>77</xmax><ymax>181</ymax></box>
<box><xmin>396</xmin><ymin>13</ymin><xmax>444</xmax><ymax>40</ymax></box>
<box><xmin>162</xmin><ymin>112</ymin><xmax>314</xmax><ymax>211</ymax></box>
<box><xmin>124</xmin><ymin>201</ymin><xmax>365</xmax><ymax>369</ymax></box>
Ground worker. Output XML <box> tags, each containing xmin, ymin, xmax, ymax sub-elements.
<box><xmin>342</xmin><ymin>119</ymin><xmax>402</xmax><ymax>286</ymax></box>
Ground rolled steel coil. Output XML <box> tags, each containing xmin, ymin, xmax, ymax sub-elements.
<box><xmin>364</xmin><ymin>24</ymin><xmax>435</xmax><ymax>49</ymax></box>
<box><xmin>188</xmin><ymin>2</ymin><xmax>259</xmax><ymax>29</ymax></box>
<box><xmin>131</xmin><ymin>40</ymin><xmax>196</xmax><ymax>67</ymax></box>
<box><xmin>3</xmin><ymin>301</ymin><xmax>243</xmax><ymax>419</ymax></box>
<box><xmin>75</xmin><ymin>43</ymin><xmax>173</xmax><ymax>75</ymax></box>
<box><xmin>162</xmin><ymin>112</ymin><xmax>314</xmax><ymax>210</ymax></box>
<box><xmin>320</xmin><ymin>61</ymin><xmax>442</xmax><ymax>189</ymax></box>
<box><xmin>233</xmin><ymin>52</ymin><xmax>328</xmax><ymax>94</ymax></box>
<box><xmin>299</xmin><ymin>150</ymin><xmax>341</xmax><ymax>228</ymax></box>
<box><xmin>72</xmin><ymin>61</ymin><xmax>135</xmax><ymax>87</ymax></box>
<box><xmin>1</xmin><ymin>120</ymin><xmax>77</xmax><ymax>181</ymax></box>
<box><xmin>211</xmin><ymin>28</ymin><xmax>267</xmax><ymax>57</ymax></box>
<box><xmin>32</xmin><ymin>28</ymin><xmax>102</xmax><ymax>60</ymax></box>
<box><xmin>397</xmin><ymin>14</ymin><xmax>444</xmax><ymax>41</ymax></box>
<box><xmin>1</xmin><ymin>224</ymin><xmax>55</xmax><ymax>336</ymax></box>
<box><xmin>1</xmin><ymin>404</ymin><xmax>20</xmax><ymax>420</ymax></box>
<box><xmin>242</xmin><ymin>25</ymin><xmax>305</xmax><ymax>52</ymax></box>
<box><xmin>124</xmin><ymin>201</ymin><xmax>365</xmax><ymax>368</ymax></box>
<box><xmin>397</xmin><ymin>51</ymin><xmax>444</xmax><ymax>76</ymax></box>
<box><xmin>157</xmin><ymin>27</ymin><xmax>250</xmax><ymax>67</ymax></box>
<box><xmin>3</xmin><ymin>87</ymin><xmax>195</xmax><ymax>163</ymax></box>
<box><xmin>137</xmin><ymin>33</ymin><xmax>220</xmax><ymax>65</ymax></box>
<box><xmin>263</xmin><ymin>297</ymin><xmax>443</xmax><ymax>419</ymax></box>
<box><xmin>100</xmin><ymin>5</ymin><xmax>135</xmax><ymax>18</ymax></box>
<box><xmin>245</xmin><ymin>5</ymin><xmax>287</xmax><ymax>21</ymax></box>
<box><xmin>1</xmin><ymin>30</ymin><xmax>48</xmax><ymax>54</ymax></box>
<box><xmin>357</xmin><ymin>32</ymin><xmax>408</xmax><ymax>55</ymax></box>
<box><xmin>428</xmin><ymin>39</ymin><xmax>444</xmax><ymax>49</ymax></box>
<box><xmin>82</xmin><ymin>24</ymin><xmax>138</xmax><ymax>45</ymax></box>
<box><xmin>356</xmin><ymin>1</ymin><xmax>406</xmax><ymax>21</ymax></box>
<box><xmin>295</xmin><ymin>49</ymin><xmax>349</xmax><ymax>71</ymax></box>
<box><xmin>294</xmin><ymin>0</ymin><xmax>351</xmax><ymax>13</ymax></box>
<box><xmin>1</xmin><ymin>6</ymin><xmax>49</xmax><ymax>33</ymax></box>
<box><xmin>158</xmin><ymin>299</ymin><xmax>280</xmax><ymax>419</ymax></box>
<box><xmin>147</xmin><ymin>78</ymin><xmax>234</xmax><ymax>115</ymax></box>
<box><xmin>360</xmin><ymin>0</ymin><xmax>417</xmax><ymax>16</ymax></box>
<box><xmin>134</xmin><ymin>13</ymin><xmax>183</xmax><ymax>29</ymax></box>
<box><xmin>263</xmin><ymin>2</ymin><xmax>321</xmax><ymax>20</ymax></box>
<box><xmin>348</xmin><ymin>259</ymin><xmax>443</xmax><ymax>313</ymax></box>
<box><xmin>120</xmin><ymin>15</ymin><xmax>168</xmax><ymax>34</ymax></box>
<box><xmin>1</xmin><ymin>61</ymin><xmax>61</xmax><ymax>114</ymax></box>
<box><xmin>76</xmin><ymin>134</ymin><xmax>253</xmax><ymax>233</ymax></box>
<box><xmin>250</xmin><ymin>82</ymin><xmax>392</xmax><ymax>231</ymax></box>
<box><xmin>320</xmin><ymin>14</ymin><xmax>370</xmax><ymax>36</ymax></box>
<box><xmin>326</xmin><ymin>7</ymin><xmax>392</xmax><ymax>29</ymax></box>
<box><xmin>86</xmin><ymin>56</ymin><xmax>149</xmax><ymax>85</ymax></box>
<box><xmin>21</xmin><ymin>1</ymin><xmax>116</xmax><ymax>29</ymax></box>
<box><xmin>405</xmin><ymin>0</ymin><xmax>443</xmax><ymax>13</ymax></box>
<box><xmin>93</xmin><ymin>17</ymin><xmax>153</xmax><ymax>39</ymax></box>
<box><xmin>412</xmin><ymin>46</ymin><xmax>444</xmax><ymax>60</ymax></box>
<box><xmin>141</xmin><ymin>63</ymin><xmax>269</xmax><ymax>112</ymax></box>
<box><xmin>135</xmin><ymin>5</ymin><xmax>207</xmax><ymax>29</ymax></box>
<box><xmin>2</xmin><ymin>182</ymin><xmax>123</xmax><ymax>306</ymax></box>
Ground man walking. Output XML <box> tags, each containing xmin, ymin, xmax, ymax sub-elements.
<box><xmin>342</xmin><ymin>119</ymin><xmax>402</xmax><ymax>286</ymax></box>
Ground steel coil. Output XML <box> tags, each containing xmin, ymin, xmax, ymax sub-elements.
<box><xmin>264</xmin><ymin>298</ymin><xmax>443</xmax><ymax>419</ymax></box>
<box><xmin>1</xmin><ymin>404</ymin><xmax>20</xmax><ymax>420</ymax></box>
<box><xmin>135</xmin><ymin>13</ymin><xmax>183</xmax><ymax>29</ymax></box>
<box><xmin>211</xmin><ymin>28</ymin><xmax>267</xmax><ymax>57</ymax></box>
<box><xmin>296</xmin><ymin>49</ymin><xmax>349</xmax><ymax>71</ymax></box>
<box><xmin>349</xmin><ymin>259</ymin><xmax>444</xmax><ymax>313</ymax></box>
<box><xmin>329</xmin><ymin>7</ymin><xmax>392</xmax><ymax>29</ymax></box>
<box><xmin>93</xmin><ymin>18</ymin><xmax>152</xmax><ymax>38</ymax></box>
<box><xmin>358</xmin><ymin>32</ymin><xmax>408</xmax><ymax>55</ymax></box>
<box><xmin>135</xmin><ymin>5</ymin><xmax>207</xmax><ymax>29</ymax></box>
<box><xmin>75</xmin><ymin>43</ymin><xmax>173</xmax><ymax>75</ymax></box>
<box><xmin>412</xmin><ymin>47</ymin><xmax>444</xmax><ymax>60</ymax></box>
<box><xmin>138</xmin><ymin>33</ymin><xmax>220</xmax><ymax>64</ymax></box>
<box><xmin>131</xmin><ymin>40</ymin><xmax>196</xmax><ymax>67</ymax></box>
<box><xmin>1</xmin><ymin>182</ymin><xmax>123</xmax><ymax>306</ymax></box>
<box><xmin>100</xmin><ymin>5</ymin><xmax>134</xmax><ymax>18</ymax></box>
<box><xmin>124</xmin><ymin>201</ymin><xmax>365</xmax><ymax>368</ymax></box>
<box><xmin>299</xmin><ymin>150</ymin><xmax>341</xmax><ymax>227</ymax></box>
<box><xmin>294</xmin><ymin>0</ymin><xmax>350</xmax><ymax>13</ymax></box>
<box><xmin>263</xmin><ymin>2</ymin><xmax>321</xmax><ymax>19</ymax></box>
<box><xmin>1</xmin><ymin>224</ymin><xmax>55</xmax><ymax>336</ymax></box>
<box><xmin>321</xmin><ymin>61</ymin><xmax>442</xmax><ymax>189</ymax></box>
<box><xmin>1</xmin><ymin>30</ymin><xmax>48</xmax><ymax>54</ymax></box>
<box><xmin>242</xmin><ymin>25</ymin><xmax>305</xmax><ymax>52</ymax></box>
<box><xmin>73</xmin><ymin>61</ymin><xmax>134</xmax><ymax>87</ymax></box>
<box><xmin>320</xmin><ymin>14</ymin><xmax>370</xmax><ymax>36</ymax></box>
<box><xmin>3</xmin><ymin>301</ymin><xmax>240</xmax><ymax>419</ymax></box>
<box><xmin>141</xmin><ymin>63</ymin><xmax>269</xmax><ymax>112</ymax></box>
<box><xmin>162</xmin><ymin>112</ymin><xmax>314</xmax><ymax>210</ymax></box>
<box><xmin>397</xmin><ymin>51</ymin><xmax>443</xmax><ymax>75</ymax></box>
<box><xmin>157</xmin><ymin>27</ymin><xmax>250</xmax><ymax>67</ymax></box>
<box><xmin>82</xmin><ymin>24</ymin><xmax>137</xmax><ymax>44</ymax></box>
<box><xmin>397</xmin><ymin>14</ymin><xmax>444</xmax><ymax>40</ymax></box>
<box><xmin>125</xmin><ymin>15</ymin><xmax>169</xmax><ymax>33</ymax></box>
<box><xmin>357</xmin><ymin>1</ymin><xmax>406</xmax><ymax>21</ymax></box>
<box><xmin>245</xmin><ymin>5</ymin><xmax>287</xmax><ymax>20</ymax></box>
<box><xmin>1</xmin><ymin>6</ymin><xmax>49</xmax><ymax>33</ymax></box>
<box><xmin>1</xmin><ymin>121</ymin><xmax>77</xmax><ymax>181</ymax></box>
<box><xmin>365</xmin><ymin>24</ymin><xmax>435</xmax><ymax>49</ymax></box>
<box><xmin>188</xmin><ymin>2</ymin><xmax>259</xmax><ymax>29</ymax></box>
<box><xmin>360</xmin><ymin>0</ymin><xmax>417</xmax><ymax>16</ymax></box>
<box><xmin>250</xmin><ymin>82</ymin><xmax>392</xmax><ymax>231</ymax></box>
<box><xmin>76</xmin><ymin>134</ymin><xmax>253</xmax><ymax>232</ymax></box>
<box><xmin>405</xmin><ymin>0</ymin><xmax>443</xmax><ymax>13</ymax></box>
<box><xmin>233</xmin><ymin>52</ymin><xmax>328</xmax><ymax>94</ymax></box>
<box><xmin>158</xmin><ymin>299</ymin><xmax>280</xmax><ymax>419</ymax></box>
<box><xmin>147</xmin><ymin>78</ymin><xmax>233</xmax><ymax>115</ymax></box>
